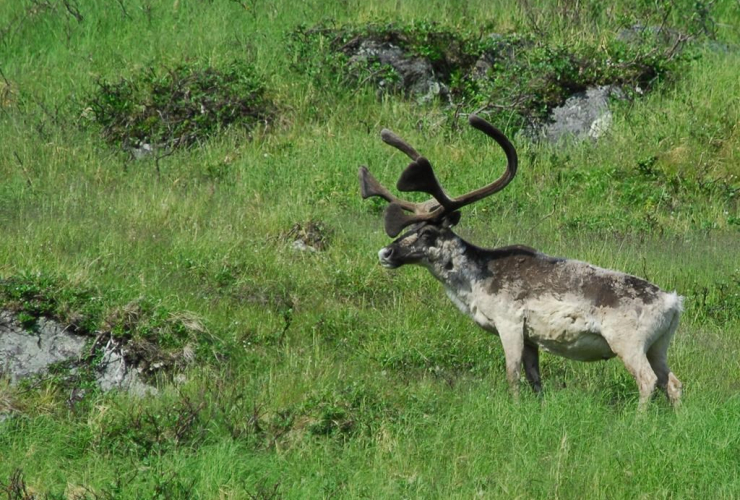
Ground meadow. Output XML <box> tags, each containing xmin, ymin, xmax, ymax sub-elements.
<box><xmin>0</xmin><ymin>0</ymin><xmax>739</xmax><ymax>497</ymax></box>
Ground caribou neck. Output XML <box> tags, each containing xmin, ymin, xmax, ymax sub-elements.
<box><xmin>422</xmin><ymin>234</ymin><xmax>488</xmax><ymax>304</ymax></box>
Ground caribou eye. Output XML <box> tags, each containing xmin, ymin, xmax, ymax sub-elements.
<box><xmin>419</xmin><ymin>227</ymin><xmax>438</xmax><ymax>243</ymax></box>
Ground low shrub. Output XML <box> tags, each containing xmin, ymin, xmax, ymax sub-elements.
<box><xmin>86</xmin><ymin>61</ymin><xmax>274</xmax><ymax>150</ymax></box>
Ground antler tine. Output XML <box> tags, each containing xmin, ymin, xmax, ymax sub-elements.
<box><xmin>361</xmin><ymin>116</ymin><xmax>518</xmax><ymax>237</ymax></box>
<box><xmin>381</xmin><ymin>115</ymin><xmax>518</xmax><ymax>236</ymax></box>
<box><xmin>395</xmin><ymin>115</ymin><xmax>517</xmax><ymax>213</ymax></box>
<box><xmin>381</xmin><ymin>128</ymin><xmax>455</xmax><ymax>209</ymax></box>
<box><xmin>446</xmin><ymin>115</ymin><xmax>518</xmax><ymax>208</ymax></box>
<box><xmin>358</xmin><ymin>128</ymin><xmax>441</xmax><ymax>222</ymax></box>
<box><xmin>381</xmin><ymin>129</ymin><xmax>421</xmax><ymax>161</ymax></box>
<box><xmin>383</xmin><ymin>202</ymin><xmax>442</xmax><ymax>238</ymax></box>
<box><xmin>358</xmin><ymin>166</ymin><xmax>423</xmax><ymax>213</ymax></box>
<box><xmin>396</xmin><ymin>157</ymin><xmax>454</xmax><ymax>209</ymax></box>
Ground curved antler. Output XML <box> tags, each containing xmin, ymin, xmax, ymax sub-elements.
<box><xmin>359</xmin><ymin>115</ymin><xmax>517</xmax><ymax>237</ymax></box>
<box><xmin>453</xmin><ymin>115</ymin><xmax>518</xmax><ymax>206</ymax></box>
<box><xmin>358</xmin><ymin>127</ymin><xmax>442</xmax><ymax>218</ymax></box>
<box><xmin>380</xmin><ymin>129</ymin><xmax>422</xmax><ymax>161</ymax></box>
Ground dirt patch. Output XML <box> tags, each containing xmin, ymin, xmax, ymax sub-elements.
<box><xmin>284</xmin><ymin>220</ymin><xmax>332</xmax><ymax>252</ymax></box>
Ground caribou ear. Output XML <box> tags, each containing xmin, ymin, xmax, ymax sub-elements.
<box><xmin>442</xmin><ymin>211</ymin><xmax>461</xmax><ymax>228</ymax></box>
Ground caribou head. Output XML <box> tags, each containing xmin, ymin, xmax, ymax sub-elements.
<box><xmin>359</xmin><ymin>115</ymin><xmax>518</xmax><ymax>271</ymax></box>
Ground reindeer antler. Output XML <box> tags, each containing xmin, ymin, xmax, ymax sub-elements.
<box><xmin>359</xmin><ymin>115</ymin><xmax>518</xmax><ymax>237</ymax></box>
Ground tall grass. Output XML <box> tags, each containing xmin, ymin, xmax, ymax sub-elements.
<box><xmin>1</xmin><ymin>0</ymin><xmax>739</xmax><ymax>497</ymax></box>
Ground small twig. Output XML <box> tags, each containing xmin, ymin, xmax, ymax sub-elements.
<box><xmin>0</xmin><ymin>66</ymin><xmax>10</xmax><ymax>87</ymax></box>
<box><xmin>519</xmin><ymin>0</ymin><xmax>544</xmax><ymax>36</ymax></box>
<box><xmin>664</xmin><ymin>33</ymin><xmax>691</xmax><ymax>62</ymax></box>
<box><xmin>114</xmin><ymin>0</ymin><xmax>132</xmax><ymax>20</ymax></box>
<box><xmin>62</xmin><ymin>0</ymin><xmax>83</xmax><ymax>22</ymax></box>
<box><xmin>13</xmin><ymin>152</ymin><xmax>33</xmax><ymax>189</ymax></box>
<box><xmin>30</xmin><ymin>94</ymin><xmax>62</xmax><ymax>127</ymax></box>
<box><xmin>451</xmin><ymin>101</ymin><xmax>464</xmax><ymax>130</ymax></box>
<box><xmin>1</xmin><ymin>1</ymin><xmax>55</xmax><ymax>47</ymax></box>
<box><xmin>527</xmin><ymin>204</ymin><xmax>557</xmax><ymax>235</ymax></box>
<box><xmin>154</xmin><ymin>146</ymin><xmax>174</xmax><ymax>177</ymax></box>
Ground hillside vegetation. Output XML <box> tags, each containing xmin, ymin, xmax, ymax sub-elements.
<box><xmin>1</xmin><ymin>0</ymin><xmax>739</xmax><ymax>497</ymax></box>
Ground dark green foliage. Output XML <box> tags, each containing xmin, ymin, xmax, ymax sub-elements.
<box><xmin>94</xmin><ymin>390</ymin><xmax>209</xmax><ymax>459</ymax></box>
<box><xmin>0</xmin><ymin>273</ymin><xmax>102</xmax><ymax>333</ymax></box>
<box><xmin>288</xmin><ymin>20</ymin><xmax>693</xmax><ymax>131</ymax></box>
<box><xmin>467</xmin><ymin>36</ymin><xmax>689</xmax><ymax>130</ymax></box>
<box><xmin>87</xmin><ymin>61</ymin><xmax>274</xmax><ymax>149</ymax></box>
<box><xmin>287</xmin><ymin>20</ymin><xmax>479</xmax><ymax>92</ymax></box>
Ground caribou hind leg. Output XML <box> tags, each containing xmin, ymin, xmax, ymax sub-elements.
<box><xmin>523</xmin><ymin>342</ymin><xmax>542</xmax><ymax>394</ymax></box>
<box><xmin>605</xmin><ymin>336</ymin><xmax>659</xmax><ymax>410</ymax></box>
<box><xmin>647</xmin><ymin>312</ymin><xmax>682</xmax><ymax>406</ymax></box>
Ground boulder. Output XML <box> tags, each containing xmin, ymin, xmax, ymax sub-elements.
<box><xmin>0</xmin><ymin>311</ymin><xmax>86</xmax><ymax>383</ymax></box>
<box><xmin>0</xmin><ymin>310</ymin><xmax>155</xmax><ymax>395</ymax></box>
<box><xmin>346</xmin><ymin>39</ymin><xmax>448</xmax><ymax>101</ymax></box>
<box><xmin>534</xmin><ymin>86</ymin><xmax>624</xmax><ymax>143</ymax></box>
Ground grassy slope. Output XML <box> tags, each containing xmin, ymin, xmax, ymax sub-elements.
<box><xmin>0</xmin><ymin>0</ymin><xmax>739</xmax><ymax>497</ymax></box>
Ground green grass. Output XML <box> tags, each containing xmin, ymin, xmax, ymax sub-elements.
<box><xmin>1</xmin><ymin>0</ymin><xmax>739</xmax><ymax>498</ymax></box>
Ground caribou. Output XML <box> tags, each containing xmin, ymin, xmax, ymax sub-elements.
<box><xmin>359</xmin><ymin>115</ymin><xmax>683</xmax><ymax>408</ymax></box>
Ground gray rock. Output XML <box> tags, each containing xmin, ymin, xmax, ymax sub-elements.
<box><xmin>535</xmin><ymin>86</ymin><xmax>624</xmax><ymax>143</ymax></box>
<box><xmin>291</xmin><ymin>239</ymin><xmax>317</xmax><ymax>252</ymax></box>
<box><xmin>131</xmin><ymin>142</ymin><xmax>153</xmax><ymax>160</ymax></box>
<box><xmin>0</xmin><ymin>311</ymin><xmax>155</xmax><ymax>396</ymax></box>
<box><xmin>96</xmin><ymin>339</ymin><xmax>157</xmax><ymax>397</ymax></box>
<box><xmin>703</xmin><ymin>40</ymin><xmax>732</xmax><ymax>54</ymax></box>
<box><xmin>0</xmin><ymin>311</ymin><xmax>86</xmax><ymax>383</ymax></box>
<box><xmin>347</xmin><ymin>40</ymin><xmax>447</xmax><ymax>99</ymax></box>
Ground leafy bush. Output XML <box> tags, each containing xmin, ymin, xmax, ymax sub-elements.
<box><xmin>86</xmin><ymin>61</ymin><xmax>274</xmax><ymax>149</ymax></box>
<box><xmin>286</xmin><ymin>20</ymin><xmax>481</xmax><ymax>94</ymax></box>
<box><xmin>0</xmin><ymin>273</ymin><xmax>102</xmax><ymax>333</ymax></box>
<box><xmin>287</xmin><ymin>20</ymin><xmax>694</xmax><ymax>131</ymax></box>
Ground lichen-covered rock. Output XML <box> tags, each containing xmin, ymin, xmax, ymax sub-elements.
<box><xmin>0</xmin><ymin>311</ymin><xmax>86</xmax><ymax>383</ymax></box>
<box><xmin>346</xmin><ymin>39</ymin><xmax>448</xmax><ymax>100</ymax></box>
<box><xmin>96</xmin><ymin>340</ymin><xmax>157</xmax><ymax>397</ymax></box>
<box><xmin>533</xmin><ymin>86</ymin><xmax>625</xmax><ymax>143</ymax></box>
<box><xmin>0</xmin><ymin>310</ymin><xmax>155</xmax><ymax>395</ymax></box>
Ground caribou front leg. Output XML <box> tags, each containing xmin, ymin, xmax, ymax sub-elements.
<box><xmin>497</xmin><ymin>321</ymin><xmax>525</xmax><ymax>398</ymax></box>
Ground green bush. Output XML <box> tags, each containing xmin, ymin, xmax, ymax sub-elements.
<box><xmin>87</xmin><ymin>61</ymin><xmax>274</xmax><ymax>149</ymax></box>
<box><xmin>288</xmin><ymin>20</ymin><xmax>694</xmax><ymax>132</ymax></box>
